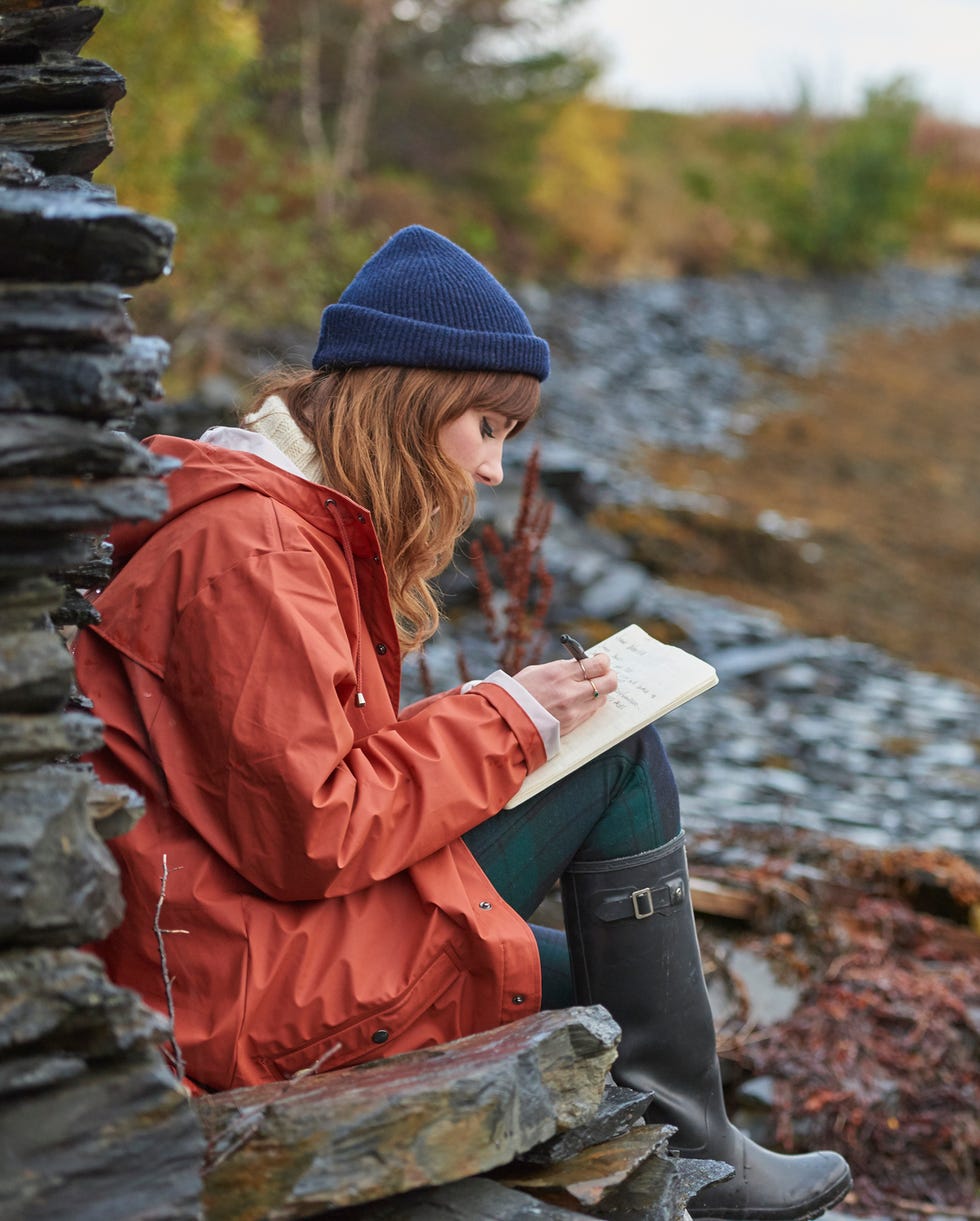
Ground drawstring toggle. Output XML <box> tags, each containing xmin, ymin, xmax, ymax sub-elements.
<box><xmin>324</xmin><ymin>497</ymin><xmax>368</xmax><ymax>713</ymax></box>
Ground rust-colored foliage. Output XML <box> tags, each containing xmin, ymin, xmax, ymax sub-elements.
<box><xmin>689</xmin><ymin>827</ymin><xmax>980</xmax><ymax>1216</ymax></box>
<box><xmin>467</xmin><ymin>446</ymin><xmax>554</xmax><ymax>675</ymax></box>
<box><xmin>736</xmin><ymin>897</ymin><xmax>979</xmax><ymax>1215</ymax></box>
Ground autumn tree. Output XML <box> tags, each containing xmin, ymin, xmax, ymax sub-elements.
<box><xmin>530</xmin><ymin>96</ymin><xmax>630</xmax><ymax>272</ymax></box>
<box><xmin>88</xmin><ymin>0</ymin><xmax>259</xmax><ymax>220</ymax></box>
<box><xmin>86</xmin><ymin>0</ymin><xmax>598</xmax><ymax>374</ymax></box>
<box><xmin>254</xmin><ymin>1</ymin><xmax>594</xmax><ymax>240</ymax></box>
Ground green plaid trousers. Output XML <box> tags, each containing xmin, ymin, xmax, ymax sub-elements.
<box><xmin>463</xmin><ymin>726</ymin><xmax>681</xmax><ymax>1008</ymax></box>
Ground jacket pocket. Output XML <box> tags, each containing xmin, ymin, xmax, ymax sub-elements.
<box><xmin>259</xmin><ymin>947</ymin><xmax>463</xmax><ymax>1079</ymax></box>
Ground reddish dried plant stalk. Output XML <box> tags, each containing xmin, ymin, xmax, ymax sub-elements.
<box><xmin>416</xmin><ymin>647</ymin><xmax>435</xmax><ymax>698</ymax></box>
<box><xmin>467</xmin><ymin>446</ymin><xmax>554</xmax><ymax>675</ymax></box>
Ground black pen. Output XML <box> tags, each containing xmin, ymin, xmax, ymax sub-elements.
<box><xmin>559</xmin><ymin>633</ymin><xmax>589</xmax><ymax>662</ymax></box>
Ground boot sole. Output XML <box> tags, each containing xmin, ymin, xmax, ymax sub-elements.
<box><xmin>687</xmin><ymin>1164</ymin><xmax>852</xmax><ymax>1221</ymax></box>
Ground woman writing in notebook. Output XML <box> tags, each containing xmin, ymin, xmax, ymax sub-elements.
<box><xmin>75</xmin><ymin>226</ymin><xmax>850</xmax><ymax>1221</ymax></box>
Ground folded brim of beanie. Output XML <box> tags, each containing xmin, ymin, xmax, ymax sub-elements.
<box><xmin>313</xmin><ymin>303</ymin><xmax>550</xmax><ymax>381</ymax></box>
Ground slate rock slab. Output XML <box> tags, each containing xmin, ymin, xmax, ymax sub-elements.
<box><xmin>0</xmin><ymin>336</ymin><xmax>169</xmax><ymax>417</ymax></box>
<box><xmin>0</xmin><ymin>946</ymin><xmax>164</xmax><ymax>1069</ymax></box>
<box><xmin>0</xmin><ymin>282</ymin><xmax>133</xmax><ymax>350</ymax></box>
<box><xmin>0</xmin><ymin>5</ymin><xmax>101</xmax><ymax>59</ymax></box>
<box><xmin>197</xmin><ymin>1005</ymin><xmax>622</xmax><ymax>1219</ymax></box>
<box><xmin>0</xmin><ymin>106</ymin><xmax>113</xmax><ymax>176</ymax></box>
<box><xmin>0</xmin><ymin>764</ymin><xmax>123</xmax><ymax>945</ymax></box>
<box><xmin>0</xmin><ymin>189</ymin><xmax>175</xmax><ymax>285</ymax></box>
<box><xmin>0</xmin><ymin>529</ymin><xmax>93</xmax><ymax>580</ymax></box>
<box><xmin>0</xmin><ymin>707</ymin><xmax>103</xmax><ymax>765</ymax></box>
<box><xmin>0</xmin><ymin>625</ymin><xmax>74</xmax><ymax>711</ymax></box>
<box><xmin>0</xmin><ymin>473</ymin><xmax>171</xmax><ymax>530</ymax></box>
<box><xmin>0</xmin><ymin>1051</ymin><xmax>204</xmax><ymax>1221</ymax></box>
<box><xmin>519</xmin><ymin>1081</ymin><xmax>654</xmax><ymax>1166</ymax></box>
<box><xmin>0</xmin><ymin>414</ymin><xmax>178</xmax><ymax>477</ymax></box>
<box><xmin>325</xmin><ymin>1175</ymin><xmax>589</xmax><ymax>1219</ymax></box>
<box><xmin>0</xmin><ymin>53</ymin><xmax>126</xmax><ymax>112</ymax></box>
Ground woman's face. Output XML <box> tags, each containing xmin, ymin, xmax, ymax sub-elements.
<box><xmin>438</xmin><ymin>408</ymin><xmax>518</xmax><ymax>487</ymax></box>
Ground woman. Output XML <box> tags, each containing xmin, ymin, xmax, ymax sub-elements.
<box><xmin>75</xmin><ymin>225</ymin><xmax>850</xmax><ymax>1221</ymax></box>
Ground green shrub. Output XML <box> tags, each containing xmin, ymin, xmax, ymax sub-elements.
<box><xmin>754</xmin><ymin>79</ymin><xmax>928</xmax><ymax>272</ymax></box>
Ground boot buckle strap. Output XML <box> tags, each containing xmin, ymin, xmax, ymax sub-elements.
<box><xmin>594</xmin><ymin>876</ymin><xmax>686</xmax><ymax>922</ymax></box>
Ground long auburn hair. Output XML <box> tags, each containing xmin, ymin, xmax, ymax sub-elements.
<box><xmin>244</xmin><ymin>365</ymin><xmax>540</xmax><ymax>651</ymax></box>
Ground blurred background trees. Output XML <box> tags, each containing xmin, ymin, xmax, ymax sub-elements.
<box><xmin>87</xmin><ymin>0</ymin><xmax>980</xmax><ymax>388</ymax></box>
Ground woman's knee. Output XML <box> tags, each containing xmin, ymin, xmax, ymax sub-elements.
<box><xmin>614</xmin><ymin>723</ymin><xmax>677</xmax><ymax>787</ymax></box>
<box><xmin>632</xmin><ymin>726</ymin><xmax>682</xmax><ymax>839</ymax></box>
<box><xmin>574</xmin><ymin>727</ymin><xmax>682</xmax><ymax>860</ymax></box>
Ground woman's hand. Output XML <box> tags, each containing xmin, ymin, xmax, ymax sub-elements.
<box><xmin>513</xmin><ymin>654</ymin><xmax>616</xmax><ymax>736</ymax></box>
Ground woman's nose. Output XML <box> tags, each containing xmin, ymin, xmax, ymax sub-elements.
<box><xmin>476</xmin><ymin>453</ymin><xmax>504</xmax><ymax>486</ymax></box>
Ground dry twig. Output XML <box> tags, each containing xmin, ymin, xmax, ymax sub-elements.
<box><xmin>154</xmin><ymin>852</ymin><xmax>188</xmax><ymax>1083</ymax></box>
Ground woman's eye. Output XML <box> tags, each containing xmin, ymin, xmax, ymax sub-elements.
<box><xmin>480</xmin><ymin>417</ymin><xmax>495</xmax><ymax>439</ymax></box>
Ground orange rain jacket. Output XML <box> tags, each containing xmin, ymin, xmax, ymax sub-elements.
<box><xmin>74</xmin><ymin>436</ymin><xmax>546</xmax><ymax>1091</ymax></box>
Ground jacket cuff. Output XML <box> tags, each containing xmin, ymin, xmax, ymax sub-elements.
<box><xmin>463</xmin><ymin>670</ymin><xmax>560</xmax><ymax>761</ymax></box>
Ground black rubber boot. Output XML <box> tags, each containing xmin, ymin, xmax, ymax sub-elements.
<box><xmin>561</xmin><ymin>832</ymin><xmax>852</xmax><ymax>1221</ymax></box>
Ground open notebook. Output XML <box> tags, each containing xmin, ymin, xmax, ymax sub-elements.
<box><xmin>505</xmin><ymin>623</ymin><xmax>718</xmax><ymax>807</ymax></box>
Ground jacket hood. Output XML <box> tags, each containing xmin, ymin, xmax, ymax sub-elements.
<box><xmin>109</xmin><ymin>435</ymin><xmax>377</xmax><ymax>569</ymax></box>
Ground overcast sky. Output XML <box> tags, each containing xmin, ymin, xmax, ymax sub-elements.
<box><xmin>562</xmin><ymin>0</ymin><xmax>980</xmax><ymax>121</ymax></box>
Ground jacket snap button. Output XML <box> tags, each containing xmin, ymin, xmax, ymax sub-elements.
<box><xmin>372</xmin><ymin>1029</ymin><xmax>389</xmax><ymax>1044</ymax></box>
<box><xmin>376</xmin><ymin>643</ymin><xmax>388</xmax><ymax>655</ymax></box>
<box><xmin>512</xmin><ymin>994</ymin><xmax>525</xmax><ymax>1005</ymax></box>
<box><xmin>479</xmin><ymin>901</ymin><xmax>492</xmax><ymax>910</ymax></box>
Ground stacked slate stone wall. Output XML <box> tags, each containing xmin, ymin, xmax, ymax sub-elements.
<box><xmin>0</xmin><ymin>4</ymin><xmax>204</xmax><ymax>1216</ymax></box>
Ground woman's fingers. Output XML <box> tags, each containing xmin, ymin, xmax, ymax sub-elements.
<box><xmin>573</xmin><ymin>652</ymin><xmax>614</xmax><ymax>685</ymax></box>
<box><xmin>512</xmin><ymin>654</ymin><xmax>617</xmax><ymax>735</ymax></box>
<box><xmin>567</xmin><ymin>653</ymin><xmax>615</xmax><ymax>702</ymax></box>
<box><xmin>567</xmin><ymin>653</ymin><xmax>616</xmax><ymax>730</ymax></box>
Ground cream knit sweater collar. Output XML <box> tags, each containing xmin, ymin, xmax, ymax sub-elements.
<box><xmin>241</xmin><ymin>395</ymin><xmax>325</xmax><ymax>484</ymax></box>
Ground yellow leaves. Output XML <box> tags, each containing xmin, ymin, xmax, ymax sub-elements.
<box><xmin>530</xmin><ymin>98</ymin><xmax>629</xmax><ymax>266</ymax></box>
<box><xmin>88</xmin><ymin>0</ymin><xmax>260</xmax><ymax>219</ymax></box>
<box><xmin>215</xmin><ymin>1</ymin><xmax>260</xmax><ymax>61</ymax></box>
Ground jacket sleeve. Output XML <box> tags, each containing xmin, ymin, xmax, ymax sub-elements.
<box><xmin>398</xmin><ymin>688</ymin><xmax>460</xmax><ymax>718</ymax></box>
<box><xmin>149</xmin><ymin>550</ymin><xmax>547</xmax><ymax>901</ymax></box>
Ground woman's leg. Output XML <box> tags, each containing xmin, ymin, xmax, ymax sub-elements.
<box><xmin>530</xmin><ymin>923</ymin><xmax>574</xmax><ymax>1010</ymax></box>
<box><xmin>463</xmin><ymin>725</ymin><xmax>679</xmax><ymax>1008</ymax></box>
<box><xmin>463</xmin><ymin>724</ymin><xmax>679</xmax><ymax>918</ymax></box>
<box><xmin>560</xmin><ymin>830</ymin><xmax>851</xmax><ymax>1221</ymax></box>
<box><xmin>465</xmin><ymin>725</ymin><xmax>851</xmax><ymax>1221</ymax></box>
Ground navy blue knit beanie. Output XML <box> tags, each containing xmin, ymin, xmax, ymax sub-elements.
<box><xmin>312</xmin><ymin>225</ymin><xmax>549</xmax><ymax>381</ymax></box>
